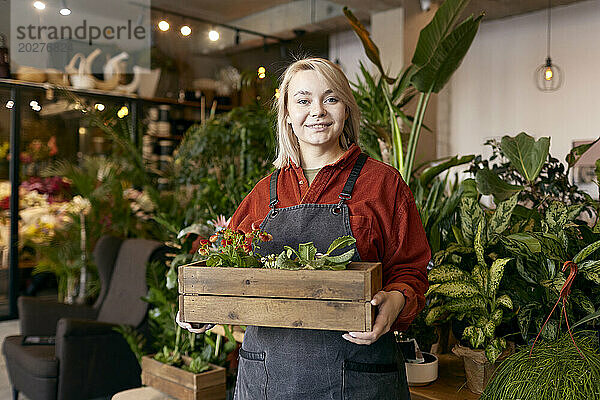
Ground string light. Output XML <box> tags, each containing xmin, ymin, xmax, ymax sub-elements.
<box><xmin>208</xmin><ymin>29</ymin><xmax>220</xmax><ymax>41</ymax></box>
<box><xmin>258</xmin><ymin>66</ymin><xmax>266</xmax><ymax>79</ymax></box>
<box><xmin>33</xmin><ymin>1</ymin><xmax>46</xmax><ymax>10</ymax></box>
<box><xmin>180</xmin><ymin>25</ymin><xmax>192</xmax><ymax>36</ymax></box>
<box><xmin>94</xmin><ymin>103</ymin><xmax>105</xmax><ymax>111</ymax></box>
<box><xmin>5</xmin><ymin>101</ymin><xmax>14</xmax><ymax>109</ymax></box>
<box><xmin>274</xmin><ymin>88</ymin><xmax>280</xmax><ymax>99</ymax></box>
<box><xmin>158</xmin><ymin>20</ymin><xmax>170</xmax><ymax>32</ymax></box>
<box><xmin>117</xmin><ymin>106</ymin><xmax>129</xmax><ymax>118</ymax></box>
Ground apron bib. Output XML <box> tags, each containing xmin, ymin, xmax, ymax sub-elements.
<box><xmin>234</xmin><ymin>153</ymin><xmax>410</xmax><ymax>400</ymax></box>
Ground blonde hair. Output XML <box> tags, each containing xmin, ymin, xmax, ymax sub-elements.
<box><xmin>273</xmin><ymin>58</ymin><xmax>360</xmax><ymax>169</ymax></box>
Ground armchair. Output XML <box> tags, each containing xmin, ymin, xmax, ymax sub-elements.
<box><xmin>2</xmin><ymin>236</ymin><xmax>166</xmax><ymax>400</ymax></box>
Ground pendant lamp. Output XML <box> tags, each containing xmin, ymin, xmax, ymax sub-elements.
<box><xmin>535</xmin><ymin>0</ymin><xmax>562</xmax><ymax>91</ymax></box>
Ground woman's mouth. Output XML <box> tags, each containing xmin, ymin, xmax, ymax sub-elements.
<box><xmin>306</xmin><ymin>122</ymin><xmax>333</xmax><ymax>130</ymax></box>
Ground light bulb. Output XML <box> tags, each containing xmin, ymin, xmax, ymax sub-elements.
<box><xmin>158</xmin><ymin>20</ymin><xmax>170</xmax><ymax>32</ymax></box>
<box><xmin>117</xmin><ymin>106</ymin><xmax>129</xmax><ymax>118</ymax></box>
<box><xmin>258</xmin><ymin>66</ymin><xmax>266</xmax><ymax>74</ymax></box>
<box><xmin>180</xmin><ymin>25</ymin><xmax>192</xmax><ymax>36</ymax></box>
<box><xmin>208</xmin><ymin>30</ymin><xmax>220</xmax><ymax>41</ymax></box>
<box><xmin>258</xmin><ymin>73</ymin><xmax>266</xmax><ymax>79</ymax></box>
<box><xmin>5</xmin><ymin>101</ymin><xmax>14</xmax><ymax>109</ymax></box>
<box><xmin>33</xmin><ymin>1</ymin><xmax>46</xmax><ymax>10</ymax></box>
<box><xmin>59</xmin><ymin>7</ymin><xmax>71</xmax><ymax>15</ymax></box>
<box><xmin>544</xmin><ymin>67</ymin><xmax>553</xmax><ymax>81</ymax></box>
<box><xmin>94</xmin><ymin>103</ymin><xmax>105</xmax><ymax>111</ymax></box>
<box><xmin>274</xmin><ymin>88</ymin><xmax>280</xmax><ymax>99</ymax></box>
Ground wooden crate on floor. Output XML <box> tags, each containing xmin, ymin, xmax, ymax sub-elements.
<box><xmin>178</xmin><ymin>261</ymin><xmax>382</xmax><ymax>332</ymax></box>
<box><xmin>141</xmin><ymin>356</ymin><xmax>226</xmax><ymax>400</ymax></box>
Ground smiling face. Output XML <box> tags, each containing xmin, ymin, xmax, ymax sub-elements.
<box><xmin>286</xmin><ymin>69</ymin><xmax>348</xmax><ymax>155</ymax></box>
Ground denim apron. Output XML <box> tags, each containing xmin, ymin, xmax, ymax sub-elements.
<box><xmin>233</xmin><ymin>153</ymin><xmax>410</xmax><ymax>400</ymax></box>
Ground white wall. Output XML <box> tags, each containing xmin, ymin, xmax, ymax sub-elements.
<box><xmin>441</xmin><ymin>0</ymin><xmax>600</xmax><ymax>164</ymax></box>
<box><xmin>328</xmin><ymin>29</ymin><xmax>370</xmax><ymax>83</ymax></box>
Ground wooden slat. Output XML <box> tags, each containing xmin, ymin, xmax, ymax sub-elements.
<box><xmin>178</xmin><ymin>262</ymin><xmax>381</xmax><ymax>301</ymax></box>
<box><xmin>142</xmin><ymin>356</ymin><xmax>195</xmax><ymax>390</ymax></box>
<box><xmin>180</xmin><ymin>294</ymin><xmax>373</xmax><ymax>331</ymax></box>
<box><xmin>142</xmin><ymin>372</ymin><xmax>226</xmax><ymax>400</ymax></box>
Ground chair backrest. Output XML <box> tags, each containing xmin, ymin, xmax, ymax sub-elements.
<box><xmin>96</xmin><ymin>238</ymin><xmax>163</xmax><ymax>327</ymax></box>
<box><xmin>92</xmin><ymin>235</ymin><xmax>124</xmax><ymax>309</ymax></box>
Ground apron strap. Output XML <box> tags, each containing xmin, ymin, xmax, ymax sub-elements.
<box><xmin>339</xmin><ymin>153</ymin><xmax>368</xmax><ymax>202</ymax></box>
<box><xmin>333</xmin><ymin>153</ymin><xmax>368</xmax><ymax>214</ymax></box>
<box><xmin>269</xmin><ymin>169</ymin><xmax>280</xmax><ymax>211</ymax></box>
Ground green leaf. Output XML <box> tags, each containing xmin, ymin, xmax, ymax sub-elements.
<box><xmin>475</xmin><ymin>168</ymin><xmax>524</xmax><ymax>202</ymax></box>
<box><xmin>474</xmin><ymin>219</ymin><xmax>486</xmax><ymax>267</ymax></box>
<box><xmin>565</xmin><ymin>137</ymin><xmax>600</xmax><ymax>168</ymax></box>
<box><xmin>485</xmin><ymin>342</ymin><xmax>501</xmax><ymax>364</ymax></box>
<box><xmin>435</xmin><ymin>281</ymin><xmax>479</xmax><ymax>298</ymax></box>
<box><xmin>471</xmin><ymin>264</ymin><xmax>487</xmax><ymax>291</ymax></box>
<box><xmin>428</xmin><ymin>264</ymin><xmax>470</xmax><ymax>283</ymax></box>
<box><xmin>571</xmin><ymin>290</ymin><xmax>595</xmax><ymax>315</ymax></box>
<box><xmin>572</xmin><ymin>309</ymin><xmax>600</xmax><ymax>330</ymax></box>
<box><xmin>322</xmin><ymin>249</ymin><xmax>355</xmax><ymax>265</ymax></box>
<box><xmin>411</xmin><ymin>14</ymin><xmax>483</xmax><ymax>93</ymax></box>
<box><xmin>412</xmin><ymin>0</ymin><xmax>472</xmax><ymax>66</ymax></box>
<box><xmin>298</xmin><ymin>242</ymin><xmax>317</xmax><ymax>261</ymax></box>
<box><xmin>325</xmin><ymin>236</ymin><xmax>356</xmax><ymax>256</ymax></box>
<box><xmin>419</xmin><ymin>154</ymin><xmax>475</xmax><ymax>187</ymax></box>
<box><xmin>425</xmin><ymin>306</ymin><xmax>446</xmax><ymax>325</ymax></box>
<box><xmin>343</xmin><ymin>7</ymin><xmax>395</xmax><ymax>84</ymax></box>
<box><xmin>461</xmin><ymin>178</ymin><xmax>478</xmax><ymax>199</ymax></box>
<box><xmin>573</xmin><ymin>239</ymin><xmax>600</xmax><ymax>263</ymax></box>
<box><xmin>487</xmin><ymin>194</ymin><xmax>518</xmax><ymax>240</ymax></box>
<box><xmin>460</xmin><ymin>197</ymin><xmax>483</xmax><ymax>247</ymax></box>
<box><xmin>443</xmin><ymin>296</ymin><xmax>485</xmax><ymax>313</ymax></box>
<box><xmin>491</xmin><ymin>309</ymin><xmax>503</xmax><ymax>326</ymax></box>
<box><xmin>483</xmin><ymin>320</ymin><xmax>496</xmax><ymax>339</ymax></box>
<box><xmin>544</xmin><ymin>202</ymin><xmax>568</xmax><ymax>234</ymax></box>
<box><xmin>500</xmin><ymin>133</ymin><xmax>550</xmax><ymax>183</ymax></box>
<box><xmin>505</xmin><ymin>233</ymin><xmax>542</xmax><ymax>253</ymax></box>
<box><xmin>496</xmin><ymin>294</ymin><xmax>513</xmax><ymax>310</ymax></box>
<box><xmin>463</xmin><ymin>325</ymin><xmax>485</xmax><ymax>348</ymax></box>
<box><xmin>488</xmin><ymin>258</ymin><xmax>512</xmax><ymax>297</ymax></box>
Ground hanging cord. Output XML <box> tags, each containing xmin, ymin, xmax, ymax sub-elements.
<box><xmin>546</xmin><ymin>0</ymin><xmax>552</xmax><ymax>58</ymax></box>
<box><xmin>529</xmin><ymin>261</ymin><xmax>585</xmax><ymax>359</ymax></box>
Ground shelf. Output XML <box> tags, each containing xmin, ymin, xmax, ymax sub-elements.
<box><xmin>0</xmin><ymin>78</ymin><xmax>233</xmax><ymax>110</ymax></box>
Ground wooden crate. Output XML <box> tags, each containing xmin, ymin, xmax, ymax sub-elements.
<box><xmin>141</xmin><ymin>356</ymin><xmax>226</xmax><ymax>400</ymax></box>
<box><xmin>178</xmin><ymin>261</ymin><xmax>382</xmax><ymax>332</ymax></box>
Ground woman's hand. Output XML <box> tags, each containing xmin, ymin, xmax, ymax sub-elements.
<box><xmin>342</xmin><ymin>290</ymin><xmax>405</xmax><ymax>345</ymax></box>
<box><xmin>175</xmin><ymin>311</ymin><xmax>215</xmax><ymax>334</ymax></box>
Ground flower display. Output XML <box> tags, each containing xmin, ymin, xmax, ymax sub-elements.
<box><xmin>197</xmin><ymin>227</ymin><xmax>272</xmax><ymax>268</ymax></box>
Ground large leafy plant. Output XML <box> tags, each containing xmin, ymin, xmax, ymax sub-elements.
<box><xmin>345</xmin><ymin>0</ymin><xmax>483</xmax><ymax>183</ymax></box>
<box><xmin>426</xmin><ymin>193</ymin><xmax>519</xmax><ymax>363</ymax></box>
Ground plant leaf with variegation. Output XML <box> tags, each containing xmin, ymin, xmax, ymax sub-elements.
<box><xmin>488</xmin><ymin>258</ymin><xmax>512</xmax><ymax>297</ymax></box>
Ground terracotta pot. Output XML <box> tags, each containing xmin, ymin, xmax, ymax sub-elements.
<box><xmin>452</xmin><ymin>342</ymin><xmax>514</xmax><ymax>394</ymax></box>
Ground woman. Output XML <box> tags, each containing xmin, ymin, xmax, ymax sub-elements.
<box><xmin>178</xmin><ymin>57</ymin><xmax>430</xmax><ymax>399</ymax></box>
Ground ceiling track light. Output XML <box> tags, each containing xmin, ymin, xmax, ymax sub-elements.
<box><xmin>33</xmin><ymin>1</ymin><xmax>46</xmax><ymax>10</ymax></box>
<box><xmin>59</xmin><ymin>0</ymin><xmax>71</xmax><ymax>15</ymax></box>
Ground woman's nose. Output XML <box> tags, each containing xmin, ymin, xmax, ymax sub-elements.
<box><xmin>310</xmin><ymin>102</ymin><xmax>326</xmax><ymax>117</ymax></box>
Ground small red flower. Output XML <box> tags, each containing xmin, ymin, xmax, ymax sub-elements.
<box><xmin>243</xmin><ymin>245</ymin><xmax>252</xmax><ymax>253</ymax></box>
<box><xmin>209</xmin><ymin>234</ymin><xmax>218</xmax><ymax>243</ymax></box>
<box><xmin>198</xmin><ymin>248</ymin><xmax>209</xmax><ymax>256</ymax></box>
<box><xmin>200</xmin><ymin>239</ymin><xmax>209</xmax><ymax>246</ymax></box>
<box><xmin>259</xmin><ymin>232</ymin><xmax>273</xmax><ymax>242</ymax></box>
<box><xmin>221</xmin><ymin>239</ymin><xmax>227</xmax><ymax>246</ymax></box>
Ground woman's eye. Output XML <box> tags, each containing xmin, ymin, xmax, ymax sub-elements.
<box><xmin>297</xmin><ymin>99</ymin><xmax>309</xmax><ymax>105</ymax></box>
<box><xmin>325</xmin><ymin>97</ymin><xmax>338</xmax><ymax>103</ymax></box>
